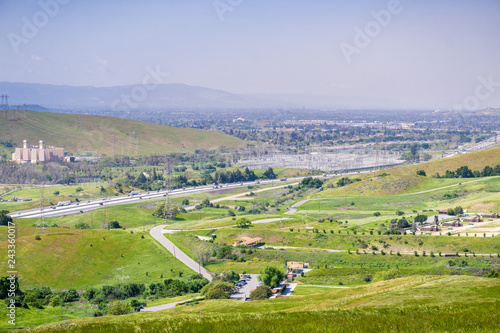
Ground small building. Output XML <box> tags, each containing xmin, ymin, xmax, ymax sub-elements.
<box><xmin>462</xmin><ymin>216</ymin><xmax>483</xmax><ymax>223</ymax></box>
<box><xmin>482</xmin><ymin>213</ymin><xmax>499</xmax><ymax>218</ymax></box>
<box><xmin>233</xmin><ymin>236</ymin><xmax>263</xmax><ymax>248</ymax></box>
<box><xmin>419</xmin><ymin>225</ymin><xmax>440</xmax><ymax>232</ymax></box>
<box><xmin>442</xmin><ymin>221</ymin><xmax>462</xmax><ymax>227</ymax></box>
<box><xmin>271</xmin><ymin>284</ymin><xmax>286</xmax><ymax>296</ymax></box>
<box><xmin>439</xmin><ymin>210</ymin><xmax>448</xmax><ymax>215</ymax></box>
<box><xmin>286</xmin><ymin>261</ymin><xmax>309</xmax><ymax>278</ymax></box>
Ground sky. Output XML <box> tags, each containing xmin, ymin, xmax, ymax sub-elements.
<box><xmin>0</xmin><ymin>0</ymin><xmax>499</xmax><ymax>110</ymax></box>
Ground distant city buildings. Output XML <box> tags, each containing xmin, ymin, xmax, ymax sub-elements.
<box><xmin>12</xmin><ymin>140</ymin><xmax>65</xmax><ymax>163</ymax></box>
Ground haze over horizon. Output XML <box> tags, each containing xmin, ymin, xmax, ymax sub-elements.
<box><xmin>1</xmin><ymin>0</ymin><xmax>500</xmax><ymax>110</ymax></box>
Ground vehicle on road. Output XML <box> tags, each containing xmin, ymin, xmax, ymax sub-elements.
<box><xmin>129</xmin><ymin>190</ymin><xmax>141</xmax><ymax>196</ymax></box>
<box><xmin>57</xmin><ymin>200</ymin><xmax>71</xmax><ymax>207</ymax></box>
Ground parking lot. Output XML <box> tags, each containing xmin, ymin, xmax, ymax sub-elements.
<box><xmin>230</xmin><ymin>274</ymin><xmax>261</xmax><ymax>301</ymax></box>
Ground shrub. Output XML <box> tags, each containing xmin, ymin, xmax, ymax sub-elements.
<box><xmin>250</xmin><ymin>285</ymin><xmax>272</xmax><ymax>300</ymax></box>
<box><xmin>107</xmin><ymin>301</ymin><xmax>130</xmax><ymax>315</ymax></box>
<box><xmin>49</xmin><ymin>295</ymin><xmax>60</xmax><ymax>307</ymax></box>
<box><xmin>202</xmin><ymin>281</ymin><xmax>235</xmax><ymax>299</ymax></box>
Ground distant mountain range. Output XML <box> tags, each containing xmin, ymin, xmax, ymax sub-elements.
<box><xmin>0</xmin><ymin>81</ymin><xmax>394</xmax><ymax>110</ymax></box>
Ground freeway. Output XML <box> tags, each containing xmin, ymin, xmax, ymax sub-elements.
<box><xmin>9</xmin><ymin>171</ymin><xmax>368</xmax><ymax>219</ymax></box>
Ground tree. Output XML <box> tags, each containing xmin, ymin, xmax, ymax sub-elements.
<box><xmin>49</xmin><ymin>295</ymin><xmax>60</xmax><ymax>307</ymax></box>
<box><xmin>337</xmin><ymin>177</ymin><xmax>351</xmax><ymax>187</ymax></box>
<box><xmin>373</xmin><ymin>212</ymin><xmax>381</xmax><ymax>217</ymax></box>
<box><xmin>182</xmin><ymin>199</ymin><xmax>189</xmax><ymax>206</ymax></box>
<box><xmin>201</xmin><ymin>281</ymin><xmax>235</xmax><ymax>299</ymax></box>
<box><xmin>263</xmin><ymin>167</ymin><xmax>277</xmax><ymax>179</ymax></box>
<box><xmin>258</xmin><ymin>266</ymin><xmax>284</xmax><ymax>288</ymax></box>
<box><xmin>455</xmin><ymin>166</ymin><xmax>474</xmax><ymax>178</ymax></box>
<box><xmin>250</xmin><ymin>285</ymin><xmax>272</xmax><ymax>300</ymax></box>
<box><xmin>301</xmin><ymin>177</ymin><xmax>323</xmax><ymax>188</ymax></box>
<box><xmin>214</xmin><ymin>271</ymin><xmax>239</xmax><ymax>283</ymax></box>
<box><xmin>237</xmin><ymin>218</ymin><xmax>252</xmax><ymax>228</ymax></box>
<box><xmin>238</xmin><ymin>206</ymin><xmax>245</xmax><ymax>212</ymax></box>
<box><xmin>397</xmin><ymin>219</ymin><xmax>410</xmax><ymax>229</ymax></box>
<box><xmin>24</xmin><ymin>293</ymin><xmax>38</xmax><ymax>307</ymax></box>
<box><xmin>107</xmin><ymin>300</ymin><xmax>130</xmax><ymax>315</ymax></box>
<box><xmin>0</xmin><ymin>211</ymin><xmax>13</xmax><ymax>226</ymax></box>
<box><xmin>414</xmin><ymin>214</ymin><xmax>428</xmax><ymax>223</ymax></box>
<box><xmin>454</xmin><ymin>206</ymin><xmax>464</xmax><ymax>216</ymax></box>
<box><xmin>62</xmin><ymin>289</ymin><xmax>80</xmax><ymax>303</ymax></box>
<box><xmin>416</xmin><ymin>169</ymin><xmax>426</xmax><ymax>176</ymax></box>
<box><xmin>152</xmin><ymin>202</ymin><xmax>179</xmax><ymax>220</ymax></box>
<box><xmin>108</xmin><ymin>221</ymin><xmax>122</xmax><ymax>229</ymax></box>
<box><xmin>0</xmin><ymin>276</ymin><xmax>21</xmax><ymax>299</ymax></box>
<box><xmin>447</xmin><ymin>208</ymin><xmax>455</xmax><ymax>216</ymax></box>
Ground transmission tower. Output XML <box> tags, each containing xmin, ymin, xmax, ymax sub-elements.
<box><xmin>35</xmin><ymin>184</ymin><xmax>47</xmax><ymax>238</ymax></box>
<box><xmin>104</xmin><ymin>190</ymin><xmax>110</xmax><ymax>227</ymax></box>
<box><xmin>2</xmin><ymin>94</ymin><xmax>8</xmax><ymax>120</ymax></box>
<box><xmin>164</xmin><ymin>156</ymin><xmax>174</xmax><ymax>221</ymax></box>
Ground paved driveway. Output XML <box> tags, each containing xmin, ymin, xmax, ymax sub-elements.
<box><xmin>231</xmin><ymin>274</ymin><xmax>261</xmax><ymax>301</ymax></box>
<box><xmin>150</xmin><ymin>225</ymin><xmax>213</xmax><ymax>281</ymax></box>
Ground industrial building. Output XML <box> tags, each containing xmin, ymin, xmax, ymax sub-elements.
<box><xmin>12</xmin><ymin>140</ymin><xmax>65</xmax><ymax>164</ymax></box>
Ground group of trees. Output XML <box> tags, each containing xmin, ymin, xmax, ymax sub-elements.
<box><xmin>210</xmin><ymin>167</ymin><xmax>276</xmax><ymax>185</ymax></box>
<box><xmin>300</xmin><ymin>177</ymin><xmax>323</xmax><ymax>189</ymax></box>
<box><xmin>0</xmin><ymin>275</ymin><xmax>208</xmax><ymax>316</ymax></box>
<box><xmin>446</xmin><ymin>206</ymin><xmax>464</xmax><ymax>216</ymax></box>
<box><xmin>437</xmin><ymin>165</ymin><xmax>500</xmax><ymax>178</ymax></box>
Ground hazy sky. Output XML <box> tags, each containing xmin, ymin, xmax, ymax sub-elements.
<box><xmin>1</xmin><ymin>0</ymin><xmax>499</xmax><ymax>109</ymax></box>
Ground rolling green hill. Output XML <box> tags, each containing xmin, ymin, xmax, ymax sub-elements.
<box><xmin>0</xmin><ymin>226</ymin><xmax>190</xmax><ymax>290</ymax></box>
<box><xmin>319</xmin><ymin>145</ymin><xmax>500</xmax><ymax>196</ymax></box>
<box><xmin>13</xmin><ymin>276</ymin><xmax>500</xmax><ymax>332</ymax></box>
<box><xmin>0</xmin><ymin>109</ymin><xmax>247</xmax><ymax>156</ymax></box>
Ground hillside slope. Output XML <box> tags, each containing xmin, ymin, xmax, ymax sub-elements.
<box><xmin>318</xmin><ymin>145</ymin><xmax>500</xmax><ymax>196</ymax></box>
<box><xmin>0</xmin><ymin>110</ymin><xmax>246</xmax><ymax>156</ymax></box>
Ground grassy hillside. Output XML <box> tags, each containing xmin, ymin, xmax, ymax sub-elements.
<box><xmin>319</xmin><ymin>145</ymin><xmax>500</xmax><ymax>196</ymax></box>
<box><xmin>15</xmin><ymin>276</ymin><xmax>500</xmax><ymax>332</ymax></box>
<box><xmin>0</xmin><ymin>226</ymin><xmax>190</xmax><ymax>290</ymax></box>
<box><xmin>0</xmin><ymin>109</ymin><xmax>247</xmax><ymax>156</ymax></box>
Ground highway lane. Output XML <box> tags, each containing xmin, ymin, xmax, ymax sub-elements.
<box><xmin>9</xmin><ymin>171</ymin><xmax>371</xmax><ymax>219</ymax></box>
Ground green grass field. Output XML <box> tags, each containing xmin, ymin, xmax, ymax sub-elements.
<box><xmin>0</xmin><ymin>226</ymin><xmax>190</xmax><ymax>290</ymax></box>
